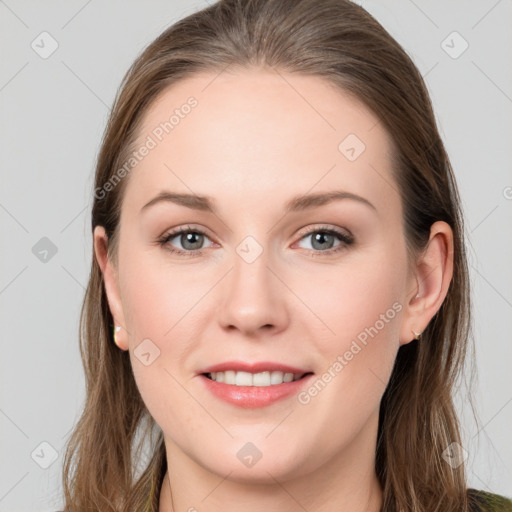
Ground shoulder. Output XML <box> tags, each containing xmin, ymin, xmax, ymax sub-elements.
<box><xmin>468</xmin><ymin>488</ymin><xmax>512</xmax><ymax>512</ymax></box>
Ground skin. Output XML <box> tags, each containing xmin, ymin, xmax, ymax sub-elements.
<box><xmin>94</xmin><ymin>67</ymin><xmax>453</xmax><ymax>512</ymax></box>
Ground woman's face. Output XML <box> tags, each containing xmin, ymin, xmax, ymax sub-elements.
<box><xmin>96</xmin><ymin>68</ymin><xmax>422</xmax><ymax>483</ymax></box>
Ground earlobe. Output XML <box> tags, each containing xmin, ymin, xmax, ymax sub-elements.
<box><xmin>93</xmin><ymin>226</ymin><xmax>129</xmax><ymax>351</ymax></box>
<box><xmin>399</xmin><ymin>221</ymin><xmax>454</xmax><ymax>346</ymax></box>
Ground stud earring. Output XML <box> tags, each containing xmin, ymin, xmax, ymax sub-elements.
<box><xmin>113</xmin><ymin>325</ymin><xmax>122</xmax><ymax>348</ymax></box>
<box><xmin>412</xmin><ymin>329</ymin><xmax>422</xmax><ymax>341</ymax></box>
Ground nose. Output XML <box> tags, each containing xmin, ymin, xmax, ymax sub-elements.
<box><xmin>217</xmin><ymin>248</ymin><xmax>289</xmax><ymax>337</ymax></box>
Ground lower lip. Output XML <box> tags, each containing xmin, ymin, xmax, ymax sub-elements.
<box><xmin>199</xmin><ymin>374</ymin><xmax>314</xmax><ymax>408</ymax></box>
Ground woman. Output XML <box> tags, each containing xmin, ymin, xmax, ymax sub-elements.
<box><xmin>61</xmin><ymin>0</ymin><xmax>512</xmax><ymax>511</ymax></box>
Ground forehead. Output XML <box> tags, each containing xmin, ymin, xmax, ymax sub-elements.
<box><xmin>123</xmin><ymin>68</ymin><xmax>399</xmax><ymax>220</ymax></box>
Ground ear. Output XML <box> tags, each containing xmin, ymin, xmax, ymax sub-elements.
<box><xmin>93</xmin><ymin>226</ymin><xmax>129</xmax><ymax>351</ymax></box>
<box><xmin>399</xmin><ymin>220</ymin><xmax>454</xmax><ymax>346</ymax></box>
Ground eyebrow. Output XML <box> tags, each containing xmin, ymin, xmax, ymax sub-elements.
<box><xmin>140</xmin><ymin>190</ymin><xmax>377</xmax><ymax>214</ymax></box>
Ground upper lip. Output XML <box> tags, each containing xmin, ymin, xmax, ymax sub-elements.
<box><xmin>197</xmin><ymin>360</ymin><xmax>312</xmax><ymax>375</ymax></box>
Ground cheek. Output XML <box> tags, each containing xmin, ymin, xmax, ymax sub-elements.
<box><xmin>295</xmin><ymin>244</ymin><xmax>405</xmax><ymax>403</ymax></box>
<box><xmin>120</xmin><ymin>255</ymin><xmax>204</xmax><ymax>434</ymax></box>
<box><xmin>295</xmin><ymin>249</ymin><xmax>405</xmax><ymax>346</ymax></box>
<box><xmin>119</xmin><ymin>247</ymin><xmax>204</xmax><ymax>339</ymax></box>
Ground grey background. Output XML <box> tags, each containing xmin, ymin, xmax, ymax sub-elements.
<box><xmin>1</xmin><ymin>0</ymin><xmax>511</xmax><ymax>510</ymax></box>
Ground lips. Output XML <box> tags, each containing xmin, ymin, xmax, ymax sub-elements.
<box><xmin>196</xmin><ymin>360</ymin><xmax>315</xmax><ymax>408</ymax></box>
<box><xmin>199</xmin><ymin>370</ymin><xmax>315</xmax><ymax>408</ymax></box>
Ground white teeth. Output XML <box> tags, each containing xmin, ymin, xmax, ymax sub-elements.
<box><xmin>235</xmin><ymin>371</ymin><xmax>253</xmax><ymax>386</ymax></box>
<box><xmin>283</xmin><ymin>372</ymin><xmax>294</xmax><ymax>383</ymax></box>
<box><xmin>208</xmin><ymin>370</ymin><xmax>304</xmax><ymax>386</ymax></box>
<box><xmin>253</xmin><ymin>372</ymin><xmax>271</xmax><ymax>386</ymax></box>
<box><xmin>270</xmin><ymin>371</ymin><xmax>284</xmax><ymax>385</ymax></box>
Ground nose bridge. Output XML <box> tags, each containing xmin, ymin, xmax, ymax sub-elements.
<box><xmin>218</xmin><ymin>236</ymin><xmax>288</xmax><ymax>334</ymax></box>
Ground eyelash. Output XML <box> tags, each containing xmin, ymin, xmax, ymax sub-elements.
<box><xmin>157</xmin><ymin>224</ymin><xmax>354</xmax><ymax>258</ymax></box>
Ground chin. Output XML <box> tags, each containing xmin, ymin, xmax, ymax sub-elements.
<box><xmin>188</xmin><ymin>435</ymin><xmax>316</xmax><ymax>483</ymax></box>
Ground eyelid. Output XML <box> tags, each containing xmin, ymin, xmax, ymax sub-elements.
<box><xmin>159</xmin><ymin>224</ymin><xmax>214</xmax><ymax>241</ymax></box>
<box><xmin>295</xmin><ymin>224</ymin><xmax>353</xmax><ymax>242</ymax></box>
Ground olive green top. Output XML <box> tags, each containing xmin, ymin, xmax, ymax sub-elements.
<box><xmin>468</xmin><ymin>488</ymin><xmax>512</xmax><ymax>511</ymax></box>
<box><xmin>56</xmin><ymin>487</ymin><xmax>512</xmax><ymax>511</ymax></box>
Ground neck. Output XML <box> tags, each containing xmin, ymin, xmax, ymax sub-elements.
<box><xmin>159</xmin><ymin>468</ymin><xmax>382</xmax><ymax>512</ymax></box>
<box><xmin>158</xmin><ymin>412</ymin><xmax>382</xmax><ymax>512</ymax></box>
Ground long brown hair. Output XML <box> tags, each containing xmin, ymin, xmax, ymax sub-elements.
<box><xmin>62</xmin><ymin>0</ymin><xmax>476</xmax><ymax>510</ymax></box>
